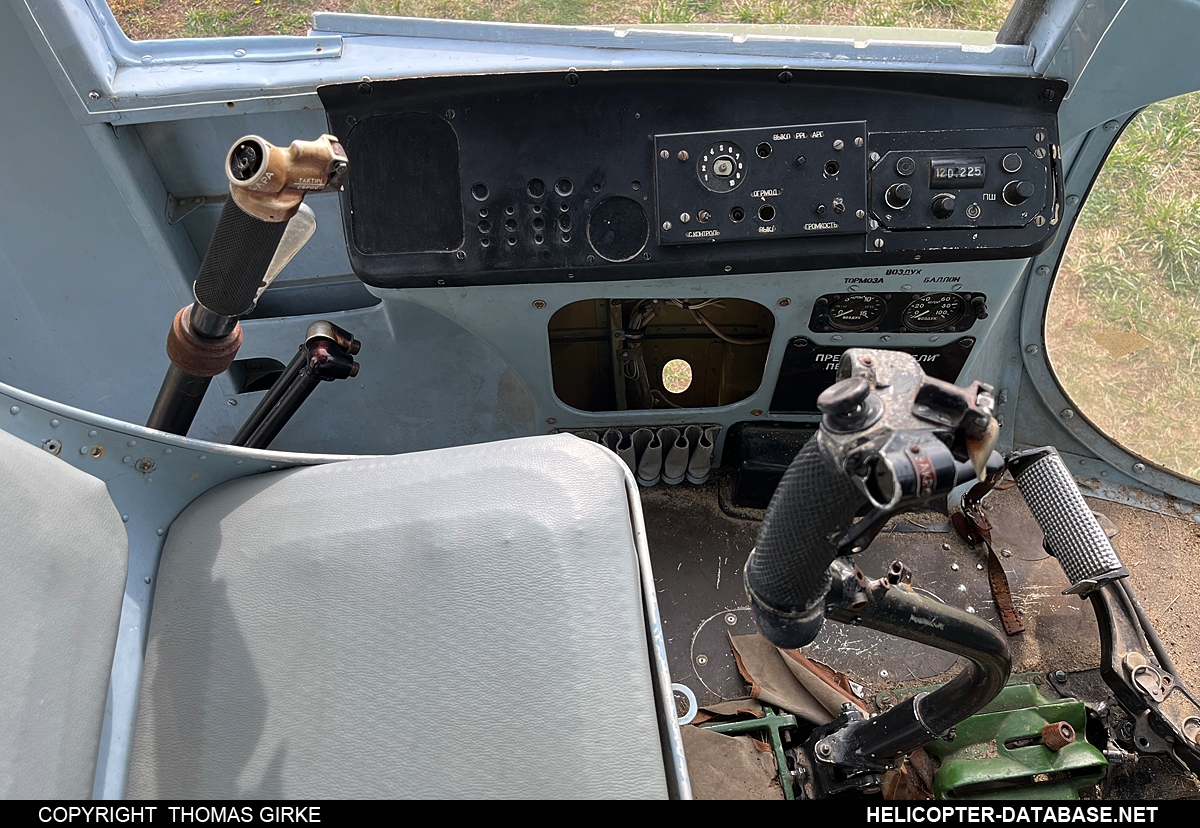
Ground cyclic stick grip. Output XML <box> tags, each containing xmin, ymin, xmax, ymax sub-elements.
<box><xmin>147</xmin><ymin>134</ymin><xmax>348</xmax><ymax>436</ymax></box>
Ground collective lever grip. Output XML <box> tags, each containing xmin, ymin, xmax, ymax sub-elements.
<box><xmin>146</xmin><ymin>133</ymin><xmax>347</xmax><ymax>436</ymax></box>
<box><xmin>745</xmin><ymin>438</ymin><xmax>867</xmax><ymax>648</ymax></box>
<box><xmin>193</xmin><ymin>198</ymin><xmax>289</xmax><ymax>319</ymax></box>
<box><xmin>1008</xmin><ymin>446</ymin><xmax>1127</xmax><ymax>594</ymax></box>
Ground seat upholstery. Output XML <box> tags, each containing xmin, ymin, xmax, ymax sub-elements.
<box><xmin>0</xmin><ymin>429</ymin><xmax>128</xmax><ymax>799</ymax></box>
<box><xmin>129</xmin><ymin>434</ymin><xmax>669</xmax><ymax>799</ymax></box>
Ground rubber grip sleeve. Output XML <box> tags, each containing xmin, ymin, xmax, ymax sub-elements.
<box><xmin>746</xmin><ymin>437</ymin><xmax>867</xmax><ymax>648</ymax></box>
<box><xmin>1009</xmin><ymin>446</ymin><xmax>1125</xmax><ymax>589</ymax></box>
<box><xmin>193</xmin><ymin>197</ymin><xmax>288</xmax><ymax>318</ymax></box>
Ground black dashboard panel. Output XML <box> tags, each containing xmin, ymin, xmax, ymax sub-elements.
<box><xmin>319</xmin><ymin>70</ymin><xmax>1066</xmax><ymax>288</ymax></box>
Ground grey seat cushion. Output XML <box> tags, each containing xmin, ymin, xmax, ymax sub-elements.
<box><xmin>0</xmin><ymin>429</ymin><xmax>127</xmax><ymax>799</ymax></box>
<box><xmin>129</xmin><ymin>434</ymin><xmax>668</xmax><ymax>799</ymax></box>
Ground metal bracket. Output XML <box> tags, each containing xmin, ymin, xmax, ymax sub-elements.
<box><xmin>165</xmin><ymin>193</ymin><xmax>225</xmax><ymax>226</ymax></box>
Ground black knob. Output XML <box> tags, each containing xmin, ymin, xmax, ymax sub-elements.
<box><xmin>971</xmin><ymin>296</ymin><xmax>989</xmax><ymax>320</ymax></box>
<box><xmin>1003</xmin><ymin>180</ymin><xmax>1036</xmax><ymax>206</ymax></box>
<box><xmin>931</xmin><ymin>193</ymin><xmax>957</xmax><ymax>220</ymax></box>
<box><xmin>885</xmin><ymin>183</ymin><xmax>912</xmax><ymax>210</ymax></box>
<box><xmin>817</xmin><ymin>376</ymin><xmax>871</xmax><ymax>417</ymax></box>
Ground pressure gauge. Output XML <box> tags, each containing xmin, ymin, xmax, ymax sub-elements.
<box><xmin>902</xmin><ymin>293</ymin><xmax>968</xmax><ymax>332</ymax></box>
<box><xmin>824</xmin><ymin>294</ymin><xmax>888</xmax><ymax>332</ymax></box>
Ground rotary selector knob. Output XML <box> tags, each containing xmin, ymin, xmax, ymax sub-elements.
<box><xmin>1003</xmin><ymin>180</ymin><xmax>1036</xmax><ymax>206</ymax></box>
<box><xmin>931</xmin><ymin>193</ymin><xmax>957</xmax><ymax>220</ymax></box>
<box><xmin>885</xmin><ymin>183</ymin><xmax>913</xmax><ymax>210</ymax></box>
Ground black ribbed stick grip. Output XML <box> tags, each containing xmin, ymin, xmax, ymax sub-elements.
<box><xmin>193</xmin><ymin>197</ymin><xmax>288</xmax><ymax>318</ymax></box>
<box><xmin>1009</xmin><ymin>446</ymin><xmax>1125</xmax><ymax>590</ymax></box>
<box><xmin>746</xmin><ymin>438</ymin><xmax>867</xmax><ymax>647</ymax></box>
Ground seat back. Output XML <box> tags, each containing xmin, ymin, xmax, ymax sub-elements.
<box><xmin>0</xmin><ymin>430</ymin><xmax>127</xmax><ymax>798</ymax></box>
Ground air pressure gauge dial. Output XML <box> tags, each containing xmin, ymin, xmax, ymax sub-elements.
<box><xmin>902</xmin><ymin>293</ymin><xmax>968</xmax><ymax>332</ymax></box>
<box><xmin>824</xmin><ymin>294</ymin><xmax>888</xmax><ymax>332</ymax></box>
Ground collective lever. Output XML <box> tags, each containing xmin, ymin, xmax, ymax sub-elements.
<box><xmin>146</xmin><ymin>134</ymin><xmax>348</xmax><ymax>436</ymax></box>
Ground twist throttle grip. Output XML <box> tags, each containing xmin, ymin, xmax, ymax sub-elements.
<box><xmin>194</xmin><ymin>198</ymin><xmax>289</xmax><ymax>319</ymax></box>
<box><xmin>746</xmin><ymin>438</ymin><xmax>867</xmax><ymax>648</ymax></box>
<box><xmin>1008</xmin><ymin>446</ymin><xmax>1127</xmax><ymax>593</ymax></box>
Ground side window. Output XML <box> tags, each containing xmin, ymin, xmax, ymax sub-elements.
<box><xmin>107</xmin><ymin>1</ymin><xmax>1014</xmax><ymax>38</ymax></box>
<box><xmin>1046</xmin><ymin>91</ymin><xmax>1200</xmax><ymax>480</ymax></box>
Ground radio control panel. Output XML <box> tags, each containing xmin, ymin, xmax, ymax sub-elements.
<box><xmin>653</xmin><ymin>122</ymin><xmax>868</xmax><ymax>245</ymax></box>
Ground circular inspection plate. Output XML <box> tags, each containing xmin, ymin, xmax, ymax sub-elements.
<box><xmin>587</xmin><ymin>196</ymin><xmax>649</xmax><ymax>262</ymax></box>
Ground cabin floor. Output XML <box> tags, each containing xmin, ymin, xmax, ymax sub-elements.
<box><xmin>640</xmin><ymin>473</ymin><xmax>1200</xmax><ymax>800</ymax></box>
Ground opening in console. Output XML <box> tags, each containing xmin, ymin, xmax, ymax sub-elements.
<box><xmin>548</xmin><ymin>298</ymin><xmax>775</xmax><ymax>411</ymax></box>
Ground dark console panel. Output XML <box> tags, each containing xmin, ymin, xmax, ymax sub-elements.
<box><xmin>319</xmin><ymin>70</ymin><xmax>1065</xmax><ymax>288</ymax></box>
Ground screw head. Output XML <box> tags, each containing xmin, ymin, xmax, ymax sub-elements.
<box><xmin>1062</xmin><ymin>408</ymin><xmax>1075</xmax><ymax>419</ymax></box>
<box><xmin>833</xmin><ymin>139</ymin><xmax>844</xmax><ymax>151</ymax></box>
<box><xmin>966</xmin><ymin>606</ymin><xmax>976</xmax><ymax>614</ymax></box>
<box><xmin>1104</xmin><ymin>120</ymin><xmax>1120</xmax><ymax>131</ymax></box>
<box><xmin>818</xmin><ymin>742</ymin><xmax>832</xmax><ymax>757</ymax></box>
<box><xmin>1133</xmin><ymin>463</ymin><xmax>1146</xmax><ymax>474</ymax></box>
<box><xmin>88</xmin><ymin>90</ymin><xmax>102</xmax><ymax>101</ymax></box>
<box><xmin>565</xmin><ymin>71</ymin><xmax>579</xmax><ymax>86</ymax></box>
<box><xmin>1001</xmin><ymin>549</ymin><xmax>1012</xmax><ymax>557</ymax></box>
<box><xmin>545</xmin><ymin>418</ymin><xmax>556</xmax><ymax>425</ymax></box>
<box><xmin>1026</xmin><ymin>344</ymin><xmax>1041</xmax><ymax>355</ymax></box>
<box><xmin>779</xmin><ymin>71</ymin><xmax>793</xmax><ymax>84</ymax></box>
<box><xmin>951</xmin><ymin>563</ymin><xmax>960</xmax><ymax>571</ymax></box>
<box><xmin>879</xmin><ymin>670</ymin><xmax>889</xmax><ymax>679</ymax></box>
<box><xmin>660</xmin><ymin>149</ymin><xmax>670</xmax><ymax>159</ymax></box>
<box><xmin>725</xmin><ymin>614</ymin><xmax>738</xmax><ymax>625</ymax></box>
<box><xmin>532</xmin><ymin>299</ymin><xmax>547</xmax><ymax>309</ymax></box>
<box><xmin>778</xmin><ymin>298</ymin><xmax>791</xmax><ymax>307</ymax></box>
<box><xmin>1067</xmin><ymin>195</ymin><xmax>1080</xmax><ymax>206</ymax></box>
<box><xmin>227</xmin><ymin>398</ymin><xmax>238</xmax><ymax>406</ymax></box>
<box><xmin>1051</xmin><ymin>669</ymin><xmax>1068</xmax><ymax>683</ymax></box>
<box><xmin>874</xmin><ymin>238</ymin><xmax>884</xmax><ymax>249</ymax></box>
<box><xmin>696</xmin><ymin>654</ymin><xmax>708</xmax><ymax>666</ymax></box>
<box><xmin>677</xmin><ymin>150</ymin><xmax>689</xmax><ymax>162</ymax></box>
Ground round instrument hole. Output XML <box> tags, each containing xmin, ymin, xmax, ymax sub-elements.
<box><xmin>527</xmin><ymin>178</ymin><xmax>546</xmax><ymax>198</ymax></box>
<box><xmin>662</xmin><ymin>359</ymin><xmax>693</xmax><ymax>394</ymax></box>
<box><xmin>555</xmin><ymin>179</ymin><xmax>574</xmax><ymax>197</ymax></box>
<box><xmin>824</xmin><ymin>160</ymin><xmax>840</xmax><ymax>177</ymax></box>
<box><xmin>756</xmin><ymin>142</ymin><xmax>772</xmax><ymax>158</ymax></box>
<box><xmin>471</xmin><ymin>183</ymin><xmax>488</xmax><ymax>201</ymax></box>
<box><xmin>758</xmin><ymin>204</ymin><xmax>776</xmax><ymax>222</ymax></box>
<box><xmin>730</xmin><ymin>206</ymin><xmax>745</xmax><ymax>222</ymax></box>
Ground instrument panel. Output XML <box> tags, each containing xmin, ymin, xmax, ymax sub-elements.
<box><xmin>319</xmin><ymin>69</ymin><xmax>1065</xmax><ymax>288</ymax></box>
